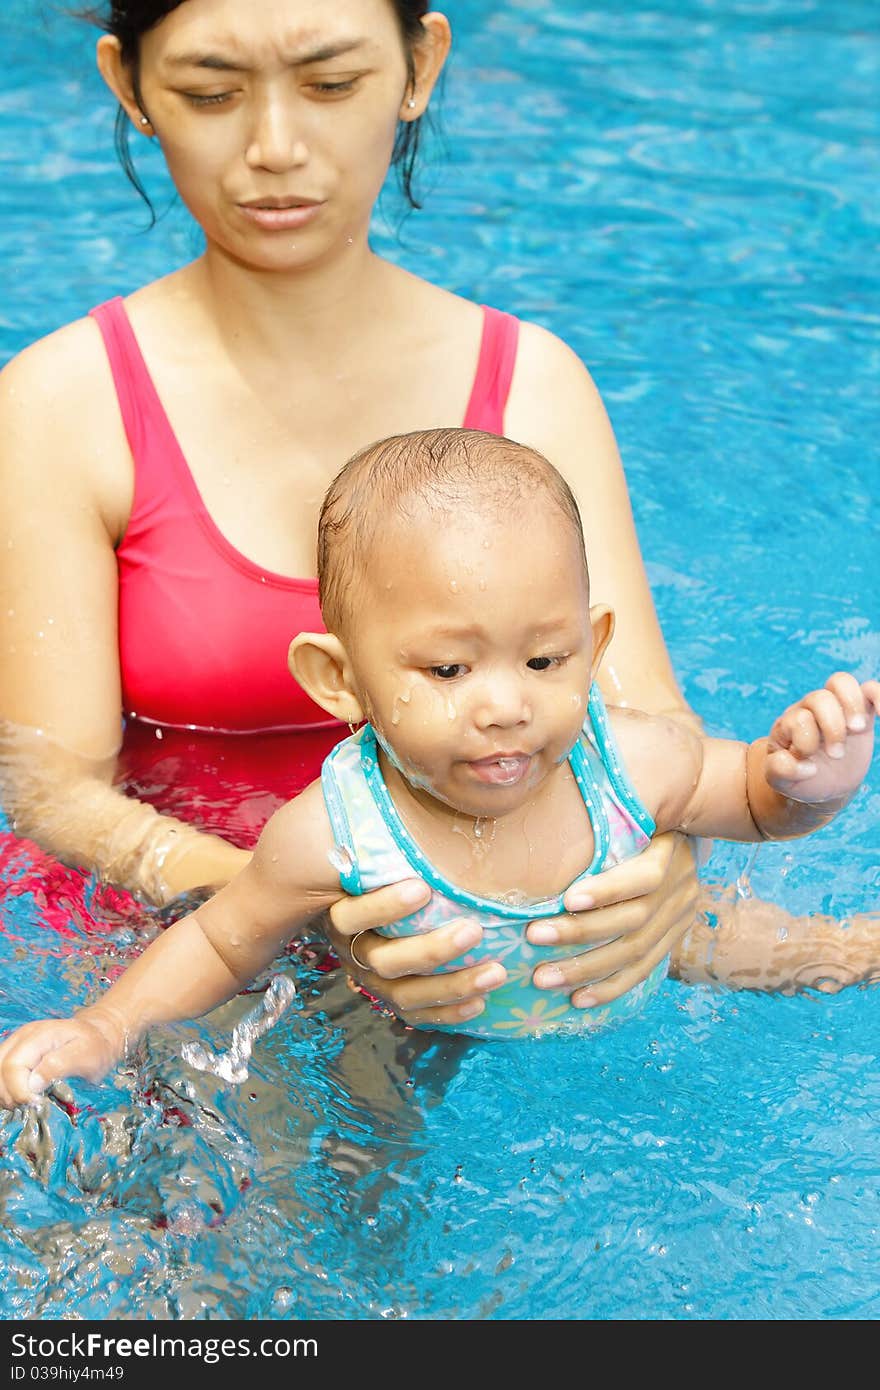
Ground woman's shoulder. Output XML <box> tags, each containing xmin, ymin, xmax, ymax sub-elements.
<box><xmin>503</xmin><ymin>317</ymin><xmax>610</xmax><ymax>453</ymax></box>
<box><xmin>1</xmin><ymin>265</ymin><xmax>185</xmax><ymax>398</ymax></box>
<box><xmin>512</xmin><ymin>317</ymin><xmax>595</xmax><ymax>386</ymax></box>
<box><xmin>0</xmin><ymin>307</ymin><xmax>133</xmax><ymax>524</ymax></box>
<box><xmin>0</xmin><ymin>309</ymin><xmax>113</xmax><ymax>404</ymax></box>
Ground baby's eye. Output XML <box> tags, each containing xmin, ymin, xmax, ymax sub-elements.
<box><xmin>428</xmin><ymin>664</ymin><xmax>468</xmax><ymax>680</ymax></box>
<box><xmin>527</xmin><ymin>655</ymin><xmax>562</xmax><ymax>671</ymax></box>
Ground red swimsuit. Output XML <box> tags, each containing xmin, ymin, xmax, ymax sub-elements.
<box><xmin>90</xmin><ymin>297</ymin><xmax>521</xmax><ymax>843</ymax></box>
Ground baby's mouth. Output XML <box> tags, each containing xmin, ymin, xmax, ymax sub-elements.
<box><xmin>467</xmin><ymin>753</ymin><xmax>532</xmax><ymax>786</ymax></box>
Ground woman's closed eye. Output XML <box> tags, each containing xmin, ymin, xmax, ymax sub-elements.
<box><xmin>181</xmin><ymin>91</ymin><xmax>238</xmax><ymax>107</ymax></box>
<box><xmin>309</xmin><ymin>79</ymin><xmax>359</xmax><ymax>96</ymax></box>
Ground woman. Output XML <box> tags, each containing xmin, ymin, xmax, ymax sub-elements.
<box><xmin>0</xmin><ymin>0</ymin><xmax>701</xmax><ymax>1029</ymax></box>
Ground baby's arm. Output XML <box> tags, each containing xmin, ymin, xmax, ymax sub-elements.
<box><xmin>0</xmin><ymin>781</ymin><xmax>341</xmax><ymax>1108</ymax></box>
<box><xmin>614</xmin><ymin>673</ymin><xmax>878</xmax><ymax>842</ymax></box>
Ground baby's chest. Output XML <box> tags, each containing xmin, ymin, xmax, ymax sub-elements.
<box><xmin>426</xmin><ymin>784</ymin><xmax>598</xmax><ymax>904</ymax></box>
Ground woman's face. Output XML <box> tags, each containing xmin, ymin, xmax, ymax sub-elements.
<box><xmin>109</xmin><ymin>0</ymin><xmax>447</xmax><ymax>271</ymax></box>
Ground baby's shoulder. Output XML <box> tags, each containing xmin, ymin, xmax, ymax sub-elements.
<box><xmin>253</xmin><ymin>779</ymin><xmax>339</xmax><ymax>894</ymax></box>
<box><xmin>605</xmin><ymin>706</ymin><xmax>703</xmax><ymax>825</ymax></box>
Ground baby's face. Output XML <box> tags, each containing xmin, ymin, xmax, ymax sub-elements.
<box><xmin>346</xmin><ymin>501</ymin><xmax>597</xmax><ymax>819</ymax></box>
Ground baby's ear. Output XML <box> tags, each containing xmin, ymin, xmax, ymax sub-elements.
<box><xmin>589</xmin><ymin>604</ymin><xmax>615</xmax><ymax>678</ymax></box>
<box><xmin>288</xmin><ymin>633</ymin><xmax>365</xmax><ymax>724</ymax></box>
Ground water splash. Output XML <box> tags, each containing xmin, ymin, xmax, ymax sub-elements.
<box><xmin>181</xmin><ymin>975</ymin><xmax>297</xmax><ymax>1084</ymax></box>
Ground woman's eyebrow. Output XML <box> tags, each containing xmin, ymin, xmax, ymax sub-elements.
<box><xmin>164</xmin><ymin>40</ymin><xmax>370</xmax><ymax>73</ymax></box>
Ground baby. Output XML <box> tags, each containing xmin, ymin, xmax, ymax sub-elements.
<box><xmin>0</xmin><ymin>428</ymin><xmax>876</xmax><ymax>1103</ymax></box>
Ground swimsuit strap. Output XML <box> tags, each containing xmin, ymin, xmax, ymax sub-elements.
<box><xmin>353</xmin><ymin>719</ymin><xmax>610</xmax><ymax>920</ymax></box>
<box><xmin>463</xmin><ymin>305</ymin><xmax>521</xmax><ymax>433</ymax></box>
<box><xmin>90</xmin><ymin>297</ymin><xmax>181</xmax><ymax>501</ymax></box>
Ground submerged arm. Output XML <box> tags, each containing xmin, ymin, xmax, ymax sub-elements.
<box><xmin>0</xmin><ymin>326</ymin><xmax>249</xmax><ymax>903</ymax></box>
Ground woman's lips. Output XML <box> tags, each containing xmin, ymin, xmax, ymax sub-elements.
<box><xmin>467</xmin><ymin>754</ymin><xmax>531</xmax><ymax>786</ymax></box>
<box><xmin>238</xmin><ymin>202</ymin><xmax>323</xmax><ymax>231</ymax></box>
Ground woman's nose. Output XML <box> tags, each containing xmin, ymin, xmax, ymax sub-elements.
<box><xmin>245</xmin><ymin>94</ymin><xmax>310</xmax><ymax>173</ymax></box>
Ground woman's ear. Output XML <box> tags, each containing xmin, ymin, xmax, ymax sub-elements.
<box><xmin>288</xmin><ymin>633</ymin><xmax>365</xmax><ymax>724</ymax></box>
<box><xmin>399</xmin><ymin>12</ymin><xmax>452</xmax><ymax>120</ymax></box>
<box><xmin>588</xmin><ymin>604</ymin><xmax>615</xmax><ymax>679</ymax></box>
<box><xmin>96</xmin><ymin>35</ymin><xmax>152</xmax><ymax>133</ymax></box>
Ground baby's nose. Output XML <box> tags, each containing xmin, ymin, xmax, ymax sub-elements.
<box><xmin>471</xmin><ymin>674</ymin><xmax>531</xmax><ymax>729</ymax></box>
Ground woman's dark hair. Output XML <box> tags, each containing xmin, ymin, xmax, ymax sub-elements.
<box><xmin>78</xmin><ymin>0</ymin><xmax>434</xmax><ymax>219</ymax></box>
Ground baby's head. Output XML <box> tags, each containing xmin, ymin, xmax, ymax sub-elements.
<box><xmin>291</xmin><ymin>428</ymin><xmax>614</xmax><ymax>816</ymax></box>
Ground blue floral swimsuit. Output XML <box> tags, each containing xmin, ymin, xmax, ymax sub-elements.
<box><xmin>321</xmin><ymin>685</ymin><xmax>668</xmax><ymax>1039</ymax></box>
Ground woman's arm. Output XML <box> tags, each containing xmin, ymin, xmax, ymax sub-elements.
<box><xmin>505</xmin><ymin>321</ymin><xmax>697</xmax><ymax>726</ymax></box>
<box><xmin>0</xmin><ymin>325</ymin><xmax>250</xmax><ymax>903</ymax></box>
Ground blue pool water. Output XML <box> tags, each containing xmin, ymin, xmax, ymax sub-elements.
<box><xmin>1</xmin><ymin>0</ymin><xmax>878</xmax><ymax>1320</ymax></box>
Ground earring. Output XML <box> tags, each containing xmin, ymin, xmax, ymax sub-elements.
<box><xmin>407</xmin><ymin>98</ymin><xmax>416</xmax><ymax>109</ymax></box>
<box><xmin>139</xmin><ymin>114</ymin><xmax>150</xmax><ymax>126</ymax></box>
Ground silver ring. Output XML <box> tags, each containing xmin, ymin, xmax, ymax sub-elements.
<box><xmin>349</xmin><ymin>931</ymin><xmax>371</xmax><ymax>973</ymax></box>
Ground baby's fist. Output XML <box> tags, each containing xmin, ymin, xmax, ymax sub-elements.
<box><xmin>764</xmin><ymin>673</ymin><xmax>878</xmax><ymax>804</ymax></box>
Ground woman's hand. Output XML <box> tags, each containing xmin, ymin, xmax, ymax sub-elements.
<box><xmin>160</xmin><ymin>835</ymin><xmax>253</xmax><ymax>902</ymax></box>
<box><xmin>324</xmin><ymin>833</ymin><xmax>699</xmax><ymax>1022</ymax></box>
<box><xmin>324</xmin><ymin>879</ymin><xmax>508</xmax><ymax>1029</ymax></box>
<box><xmin>526</xmin><ymin>831</ymin><xmax>699</xmax><ymax>1007</ymax></box>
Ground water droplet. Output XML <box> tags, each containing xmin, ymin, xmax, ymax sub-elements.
<box><xmin>327</xmin><ymin>844</ymin><xmax>355</xmax><ymax>875</ymax></box>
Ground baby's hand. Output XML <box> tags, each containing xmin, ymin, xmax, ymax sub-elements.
<box><xmin>0</xmin><ymin>1010</ymin><xmax>124</xmax><ymax>1110</ymax></box>
<box><xmin>765</xmin><ymin>673</ymin><xmax>879</xmax><ymax>804</ymax></box>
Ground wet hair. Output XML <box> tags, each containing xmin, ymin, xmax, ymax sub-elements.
<box><xmin>77</xmin><ymin>0</ymin><xmax>434</xmax><ymax>218</ymax></box>
<box><xmin>318</xmin><ymin>427</ymin><xmax>590</xmax><ymax>636</ymax></box>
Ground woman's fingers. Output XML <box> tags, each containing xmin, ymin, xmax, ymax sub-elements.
<box><xmin>327</xmin><ymin>878</ymin><xmax>430</xmax><ymax>938</ymax></box>
<box><xmin>527</xmin><ymin>833</ymin><xmax>675</xmax><ymax>949</ymax></box>
<box><xmin>343</xmin><ymin>917</ymin><xmax>488</xmax><ymax>982</ymax></box>
<box><xmin>558</xmin><ymin>832</ymin><xmax>673</xmax><ymax>920</ymax></box>
<box><xmin>367</xmin><ymin>955</ymin><xmax>507</xmax><ymax>1026</ymax></box>
<box><xmin>531</xmin><ymin>833</ymin><xmax>699</xmax><ymax>1002</ymax></box>
<box><xmin>568</xmin><ymin>919</ymin><xmax>683</xmax><ymax>1009</ymax></box>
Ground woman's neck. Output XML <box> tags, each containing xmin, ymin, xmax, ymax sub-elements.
<box><xmin>189</xmin><ymin>238</ymin><xmax>403</xmax><ymax>366</ymax></box>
